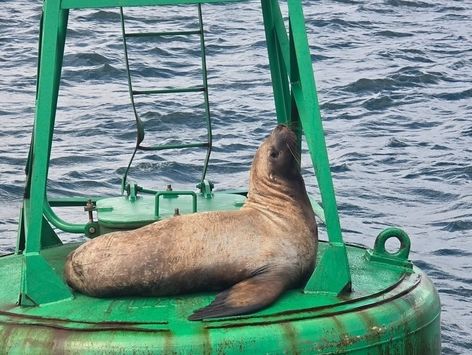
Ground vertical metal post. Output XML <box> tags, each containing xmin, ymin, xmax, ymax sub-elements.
<box><xmin>288</xmin><ymin>0</ymin><xmax>351</xmax><ymax>294</ymax></box>
<box><xmin>20</xmin><ymin>0</ymin><xmax>73</xmax><ymax>305</ymax></box>
<box><xmin>261</xmin><ymin>0</ymin><xmax>291</xmax><ymax>125</ymax></box>
<box><xmin>288</xmin><ymin>16</ymin><xmax>302</xmax><ymax>152</ymax></box>
<box><xmin>261</xmin><ymin>0</ymin><xmax>351</xmax><ymax>294</ymax></box>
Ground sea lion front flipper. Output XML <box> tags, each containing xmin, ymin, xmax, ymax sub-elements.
<box><xmin>188</xmin><ymin>271</ymin><xmax>287</xmax><ymax>321</ymax></box>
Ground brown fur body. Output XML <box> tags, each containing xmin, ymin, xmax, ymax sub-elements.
<box><xmin>64</xmin><ymin>125</ymin><xmax>318</xmax><ymax>320</ymax></box>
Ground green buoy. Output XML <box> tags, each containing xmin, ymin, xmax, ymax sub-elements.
<box><xmin>0</xmin><ymin>0</ymin><xmax>441</xmax><ymax>353</ymax></box>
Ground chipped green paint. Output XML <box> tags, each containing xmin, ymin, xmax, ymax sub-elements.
<box><xmin>1</xmin><ymin>0</ymin><xmax>441</xmax><ymax>352</ymax></box>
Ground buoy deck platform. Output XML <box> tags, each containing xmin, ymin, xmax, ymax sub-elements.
<box><xmin>0</xmin><ymin>240</ymin><xmax>440</xmax><ymax>354</ymax></box>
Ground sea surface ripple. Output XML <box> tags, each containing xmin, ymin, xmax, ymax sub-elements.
<box><xmin>0</xmin><ymin>0</ymin><xmax>471</xmax><ymax>353</ymax></box>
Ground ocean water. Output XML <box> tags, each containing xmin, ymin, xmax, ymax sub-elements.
<box><xmin>0</xmin><ymin>0</ymin><xmax>471</xmax><ymax>353</ymax></box>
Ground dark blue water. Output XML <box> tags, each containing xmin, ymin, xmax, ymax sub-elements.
<box><xmin>1</xmin><ymin>0</ymin><xmax>471</xmax><ymax>353</ymax></box>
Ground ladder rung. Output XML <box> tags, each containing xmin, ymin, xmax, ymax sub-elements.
<box><xmin>132</xmin><ymin>87</ymin><xmax>205</xmax><ymax>95</ymax></box>
<box><xmin>139</xmin><ymin>142</ymin><xmax>209</xmax><ymax>151</ymax></box>
<box><xmin>125</xmin><ymin>30</ymin><xmax>201</xmax><ymax>38</ymax></box>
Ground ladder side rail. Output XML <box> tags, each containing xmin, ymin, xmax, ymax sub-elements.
<box><xmin>119</xmin><ymin>7</ymin><xmax>145</xmax><ymax>193</ymax></box>
<box><xmin>197</xmin><ymin>3</ymin><xmax>213</xmax><ymax>183</ymax></box>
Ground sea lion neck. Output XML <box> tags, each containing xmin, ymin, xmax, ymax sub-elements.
<box><xmin>243</xmin><ymin>125</ymin><xmax>313</xmax><ymax>219</ymax></box>
<box><xmin>244</xmin><ymin>172</ymin><xmax>312</xmax><ymax>216</ymax></box>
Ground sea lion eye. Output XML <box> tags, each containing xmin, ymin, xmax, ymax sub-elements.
<box><xmin>269</xmin><ymin>150</ymin><xmax>279</xmax><ymax>159</ymax></box>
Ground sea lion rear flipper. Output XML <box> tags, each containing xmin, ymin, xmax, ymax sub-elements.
<box><xmin>188</xmin><ymin>271</ymin><xmax>287</xmax><ymax>321</ymax></box>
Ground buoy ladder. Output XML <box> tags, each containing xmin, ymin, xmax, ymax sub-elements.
<box><xmin>119</xmin><ymin>4</ymin><xmax>212</xmax><ymax>192</ymax></box>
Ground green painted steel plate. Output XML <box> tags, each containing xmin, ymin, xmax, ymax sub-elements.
<box><xmin>0</xmin><ymin>242</ymin><xmax>440</xmax><ymax>353</ymax></box>
<box><xmin>96</xmin><ymin>192</ymin><xmax>326</xmax><ymax>231</ymax></box>
<box><xmin>96</xmin><ymin>192</ymin><xmax>246</xmax><ymax>229</ymax></box>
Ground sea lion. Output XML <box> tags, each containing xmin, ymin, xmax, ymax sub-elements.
<box><xmin>64</xmin><ymin>124</ymin><xmax>318</xmax><ymax>320</ymax></box>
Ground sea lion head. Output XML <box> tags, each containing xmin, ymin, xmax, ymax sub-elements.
<box><xmin>250</xmin><ymin>124</ymin><xmax>301</xmax><ymax>186</ymax></box>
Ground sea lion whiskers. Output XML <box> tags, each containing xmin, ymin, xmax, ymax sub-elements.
<box><xmin>286</xmin><ymin>141</ymin><xmax>301</xmax><ymax>167</ymax></box>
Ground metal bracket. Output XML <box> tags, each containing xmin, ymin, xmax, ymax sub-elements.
<box><xmin>366</xmin><ymin>228</ymin><xmax>413</xmax><ymax>270</ymax></box>
<box><xmin>196</xmin><ymin>179</ymin><xmax>214</xmax><ymax>199</ymax></box>
<box><xmin>304</xmin><ymin>243</ymin><xmax>351</xmax><ymax>295</ymax></box>
<box><xmin>124</xmin><ymin>182</ymin><xmax>140</xmax><ymax>202</ymax></box>
<box><xmin>155</xmin><ymin>191</ymin><xmax>197</xmax><ymax>218</ymax></box>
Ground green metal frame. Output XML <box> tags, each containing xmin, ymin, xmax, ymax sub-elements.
<box><xmin>261</xmin><ymin>0</ymin><xmax>350</xmax><ymax>294</ymax></box>
<box><xmin>18</xmin><ymin>0</ymin><xmax>350</xmax><ymax>306</ymax></box>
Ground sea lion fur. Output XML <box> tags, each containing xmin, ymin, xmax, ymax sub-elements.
<box><xmin>64</xmin><ymin>124</ymin><xmax>318</xmax><ymax>320</ymax></box>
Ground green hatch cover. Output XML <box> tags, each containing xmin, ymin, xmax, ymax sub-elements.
<box><xmin>97</xmin><ymin>192</ymin><xmax>246</xmax><ymax>229</ymax></box>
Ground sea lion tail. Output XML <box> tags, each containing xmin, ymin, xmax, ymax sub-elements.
<box><xmin>188</xmin><ymin>270</ymin><xmax>287</xmax><ymax>321</ymax></box>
